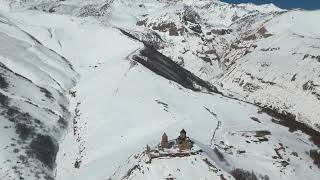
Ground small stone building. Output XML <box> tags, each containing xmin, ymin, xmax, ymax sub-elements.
<box><xmin>159</xmin><ymin>129</ymin><xmax>193</xmax><ymax>151</ymax></box>
<box><xmin>160</xmin><ymin>133</ymin><xmax>169</xmax><ymax>149</ymax></box>
<box><xmin>176</xmin><ymin>129</ymin><xmax>192</xmax><ymax>151</ymax></box>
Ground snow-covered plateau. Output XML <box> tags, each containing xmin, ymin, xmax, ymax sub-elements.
<box><xmin>0</xmin><ymin>0</ymin><xmax>319</xmax><ymax>180</ymax></box>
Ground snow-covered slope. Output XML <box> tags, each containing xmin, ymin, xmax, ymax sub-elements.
<box><xmin>118</xmin><ymin>1</ymin><xmax>319</xmax><ymax>132</ymax></box>
<box><xmin>0</xmin><ymin>9</ymin><xmax>77</xmax><ymax>180</ymax></box>
<box><xmin>218</xmin><ymin>10</ymin><xmax>320</xmax><ymax>132</ymax></box>
<box><xmin>109</xmin><ymin>144</ymin><xmax>232</xmax><ymax>180</ymax></box>
<box><xmin>0</xmin><ymin>0</ymin><xmax>320</xmax><ymax>180</ymax></box>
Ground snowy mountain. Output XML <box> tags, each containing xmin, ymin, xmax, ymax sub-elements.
<box><xmin>0</xmin><ymin>7</ymin><xmax>77</xmax><ymax>179</ymax></box>
<box><xmin>0</xmin><ymin>0</ymin><xmax>319</xmax><ymax>180</ymax></box>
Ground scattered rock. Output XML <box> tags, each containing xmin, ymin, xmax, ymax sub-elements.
<box><xmin>250</xmin><ymin>117</ymin><xmax>261</xmax><ymax>123</ymax></box>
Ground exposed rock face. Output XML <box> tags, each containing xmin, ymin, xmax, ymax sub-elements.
<box><xmin>128</xmin><ymin>43</ymin><xmax>219</xmax><ymax>93</ymax></box>
<box><xmin>151</xmin><ymin>22</ymin><xmax>179</xmax><ymax>36</ymax></box>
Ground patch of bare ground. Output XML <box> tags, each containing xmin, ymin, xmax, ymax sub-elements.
<box><xmin>259</xmin><ymin>108</ymin><xmax>320</xmax><ymax>148</ymax></box>
<box><xmin>231</xmin><ymin>168</ymin><xmax>270</xmax><ymax>180</ymax></box>
<box><xmin>272</xmin><ymin>143</ymin><xmax>292</xmax><ymax>172</ymax></box>
<box><xmin>121</xmin><ymin>164</ymin><xmax>142</xmax><ymax>180</ymax></box>
<box><xmin>242</xmin><ymin>26</ymin><xmax>272</xmax><ymax>42</ymax></box>
<box><xmin>309</xmin><ymin>150</ymin><xmax>320</xmax><ymax>169</ymax></box>
<box><xmin>220</xmin><ymin>174</ymin><xmax>227</xmax><ymax>180</ymax></box>
<box><xmin>237</xmin><ymin>130</ymin><xmax>271</xmax><ymax>143</ymax></box>
<box><xmin>250</xmin><ymin>117</ymin><xmax>261</xmax><ymax>123</ymax></box>
<box><xmin>257</xmin><ymin>27</ymin><xmax>272</xmax><ymax>38</ymax></box>
<box><xmin>155</xmin><ymin>100</ymin><xmax>169</xmax><ymax>109</ymax></box>
<box><xmin>260</xmin><ymin>47</ymin><xmax>280</xmax><ymax>51</ymax></box>
<box><xmin>214</xmin><ymin>147</ymin><xmax>226</xmax><ymax>162</ymax></box>
<box><xmin>211</xmin><ymin>29</ymin><xmax>233</xmax><ymax>35</ymax></box>
<box><xmin>202</xmin><ymin>158</ymin><xmax>218</xmax><ymax>173</ymax></box>
<box><xmin>243</xmin><ymin>83</ymin><xmax>261</xmax><ymax>93</ymax></box>
<box><xmin>303</xmin><ymin>54</ymin><xmax>320</xmax><ymax>62</ymax></box>
<box><xmin>150</xmin><ymin>22</ymin><xmax>179</xmax><ymax>36</ymax></box>
<box><xmin>254</xmin><ymin>130</ymin><xmax>271</xmax><ymax>142</ymax></box>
